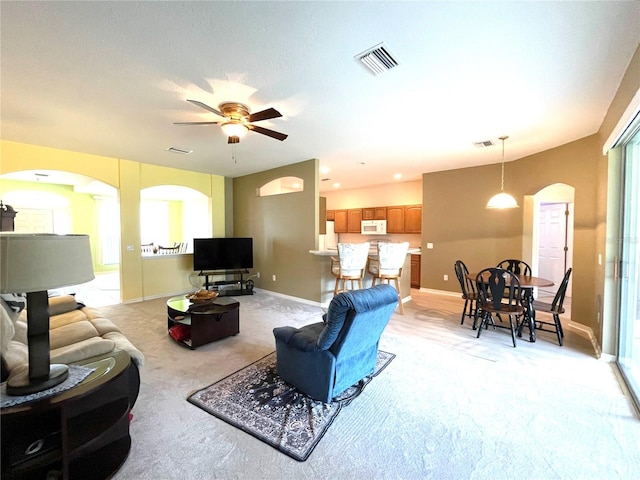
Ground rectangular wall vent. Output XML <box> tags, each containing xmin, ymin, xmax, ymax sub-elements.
<box><xmin>474</xmin><ymin>140</ymin><xmax>494</xmax><ymax>148</ymax></box>
<box><xmin>355</xmin><ymin>43</ymin><xmax>399</xmax><ymax>76</ymax></box>
<box><xmin>166</xmin><ymin>147</ymin><xmax>193</xmax><ymax>154</ymax></box>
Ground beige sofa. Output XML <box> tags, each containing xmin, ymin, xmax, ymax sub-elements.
<box><xmin>1</xmin><ymin>295</ymin><xmax>144</xmax><ymax>382</ymax></box>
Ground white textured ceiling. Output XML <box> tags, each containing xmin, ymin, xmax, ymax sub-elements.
<box><xmin>1</xmin><ymin>1</ymin><xmax>639</xmax><ymax>192</ymax></box>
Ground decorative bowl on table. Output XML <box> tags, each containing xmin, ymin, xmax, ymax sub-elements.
<box><xmin>186</xmin><ymin>289</ymin><xmax>219</xmax><ymax>303</ymax></box>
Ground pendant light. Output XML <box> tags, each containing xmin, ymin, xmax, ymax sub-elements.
<box><xmin>486</xmin><ymin>135</ymin><xmax>519</xmax><ymax>209</ymax></box>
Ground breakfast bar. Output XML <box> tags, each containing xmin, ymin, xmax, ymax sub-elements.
<box><xmin>309</xmin><ymin>247</ymin><xmax>420</xmax><ymax>307</ymax></box>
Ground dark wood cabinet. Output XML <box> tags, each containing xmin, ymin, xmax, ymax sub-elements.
<box><xmin>167</xmin><ymin>297</ymin><xmax>240</xmax><ymax>349</ymax></box>
<box><xmin>411</xmin><ymin>254</ymin><xmax>421</xmax><ymax>288</ymax></box>
<box><xmin>1</xmin><ymin>350</ymin><xmax>136</xmax><ymax>480</ymax></box>
<box><xmin>386</xmin><ymin>206</ymin><xmax>405</xmax><ymax>233</ymax></box>
<box><xmin>404</xmin><ymin>205</ymin><xmax>422</xmax><ymax>233</ymax></box>
<box><xmin>347</xmin><ymin>209</ymin><xmax>362</xmax><ymax>233</ymax></box>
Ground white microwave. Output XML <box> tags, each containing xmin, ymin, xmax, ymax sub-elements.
<box><xmin>361</xmin><ymin>220</ymin><xmax>387</xmax><ymax>235</ymax></box>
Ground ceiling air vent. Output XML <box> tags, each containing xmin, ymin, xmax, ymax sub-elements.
<box><xmin>166</xmin><ymin>147</ymin><xmax>192</xmax><ymax>154</ymax></box>
<box><xmin>355</xmin><ymin>43</ymin><xmax>398</xmax><ymax>76</ymax></box>
<box><xmin>474</xmin><ymin>140</ymin><xmax>494</xmax><ymax>148</ymax></box>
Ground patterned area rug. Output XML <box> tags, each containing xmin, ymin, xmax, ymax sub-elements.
<box><xmin>187</xmin><ymin>350</ymin><xmax>395</xmax><ymax>461</ymax></box>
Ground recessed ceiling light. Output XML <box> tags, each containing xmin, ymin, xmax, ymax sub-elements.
<box><xmin>394</xmin><ymin>173</ymin><xmax>402</xmax><ymax>180</ymax></box>
<box><xmin>166</xmin><ymin>147</ymin><xmax>193</xmax><ymax>154</ymax></box>
<box><xmin>320</xmin><ymin>166</ymin><xmax>330</xmax><ymax>175</ymax></box>
<box><xmin>333</xmin><ymin>182</ymin><xmax>341</xmax><ymax>188</ymax></box>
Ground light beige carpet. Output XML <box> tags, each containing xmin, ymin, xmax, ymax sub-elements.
<box><xmin>95</xmin><ymin>290</ymin><xmax>640</xmax><ymax>480</ymax></box>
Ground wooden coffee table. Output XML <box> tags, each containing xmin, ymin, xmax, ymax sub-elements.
<box><xmin>167</xmin><ymin>296</ymin><xmax>240</xmax><ymax>349</ymax></box>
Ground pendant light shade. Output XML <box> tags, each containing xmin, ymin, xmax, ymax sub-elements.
<box><xmin>486</xmin><ymin>136</ymin><xmax>519</xmax><ymax>209</ymax></box>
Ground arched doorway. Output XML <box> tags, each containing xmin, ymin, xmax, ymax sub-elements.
<box><xmin>524</xmin><ymin>183</ymin><xmax>575</xmax><ymax>302</ymax></box>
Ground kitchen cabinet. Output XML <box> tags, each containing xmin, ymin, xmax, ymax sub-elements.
<box><xmin>334</xmin><ymin>210</ymin><xmax>348</xmax><ymax>233</ymax></box>
<box><xmin>347</xmin><ymin>209</ymin><xmax>363</xmax><ymax>233</ymax></box>
<box><xmin>404</xmin><ymin>205</ymin><xmax>422</xmax><ymax>233</ymax></box>
<box><xmin>411</xmin><ymin>254</ymin><xmax>421</xmax><ymax>288</ymax></box>
<box><xmin>362</xmin><ymin>207</ymin><xmax>386</xmax><ymax>220</ymax></box>
<box><xmin>386</xmin><ymin>206</ymin><xmax>405</xmax><ymax>233</ymax></box>
<box><xmin>326</xmin><ymin>209</ymin><xmax>335</xmax><ymax>221</ymax></box>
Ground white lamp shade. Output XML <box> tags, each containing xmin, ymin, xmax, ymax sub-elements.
<box><xmin>221</xmin><ymin>122</ymin><xmax>248</xmax><ymax>138</ymax></box>
<box><xmin>486</xmin><ymin>192</ymin><xmax>519</xmax><ymax>209</ymax></box>
<box><xmin>0</xmin><ymin>233</ymin><xmax>95</xmax><ymax>293</ymax></box>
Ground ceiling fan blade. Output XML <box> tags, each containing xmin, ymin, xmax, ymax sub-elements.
<box><xmin>228</xmin><ymin>136</ymin><xmax>240</xmax><ymax>144</ymax></box>
<box><xmin>247</xmin><ymin>124</ymin><xmax>288</xmax><ymax>141</ymax></box>
<box><xmin>174</xmin><ymin>121</ymin><xmax>220</xmax><ymax>125</ymax></box>
<box><xmin>247</xmin><ymin>107</ymin><xmax>282</xmax><ymax>123</ymax></box>
<box><xmin>186</xmin><ymin>99</ymin><xmax>224</xmax><ymax>117</ymax></box>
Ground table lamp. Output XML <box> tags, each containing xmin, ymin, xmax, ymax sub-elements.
<box><xmin>0</xmin><ymin>233</ymin><xmax>95</xmax><ymax>395</ymax></box>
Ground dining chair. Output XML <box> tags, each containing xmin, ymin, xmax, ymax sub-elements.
<box><xmin>157</xmin><ymin>245</ymin><xmax>180</xmax><ymax>254</ymax></box>
<box><xmin>496</xmin><ymin>259</ymin><xmax>532</xmax><ymax>276</ymax></box>
<box><xmin>141</xmin><ymin>242</ymin><xmax>155</xmax><ymax>254</ymax></box>
<box><xmin>330</xmin><ymin>242</ymin><xmax>370</xmax><ymax>296</ymax></box>
<box><xmin>475</xmin><ymin>267</ymin><xmax>525</xmax><ymax>347</ymax></box>
<box><xmin>453</xmin><ymin>260</ymin><xmax>480</xmax><ymax>326</ymax></box>
<box><xmin>531</xmin><ymin>268</ymin><xmax>572</xmax><ymax>346</ymax></box>
<box><xmin>368</xmin><ymin>241</ymin><xmax>409</xmax><ymax>314</ymax></box>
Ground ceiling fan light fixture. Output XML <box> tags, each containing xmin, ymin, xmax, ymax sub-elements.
<box><xmin>486</xmin><ymin>135</ymin><xmax>519</xmax><ymax>209</ymax></box>
<box><xmin>220</xmin><ymin>121</ymin><xmax>248</xmax><ymax>138</ymax></box>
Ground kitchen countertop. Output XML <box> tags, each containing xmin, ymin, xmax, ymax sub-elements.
<box><xmin>309</xmin><ymin>248</ymin><xmax>421</xmax><ymax>256</ymax></box>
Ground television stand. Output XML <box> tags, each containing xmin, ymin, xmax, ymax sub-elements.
<box><xmin>198</xmin><ymin>269</ymin><xmax>254</xmax><ymax>296</ymax></box>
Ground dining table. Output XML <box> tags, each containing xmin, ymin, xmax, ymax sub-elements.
<box><xmin>467</xmin><ymin>271</ymin><xmax>554</xmax><ymax>342</ymax></box>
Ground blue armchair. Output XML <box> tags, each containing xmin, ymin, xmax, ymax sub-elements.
<box><xmin>273</xmin><ymin>284</ymin><xmax>398</xmax><ymax>402</ymax></box>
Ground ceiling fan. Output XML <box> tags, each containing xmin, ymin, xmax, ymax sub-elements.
<box><xmin>174</xmin><ymin>99</ymin><xmax>288</xmax><ymax>144</ymax></box>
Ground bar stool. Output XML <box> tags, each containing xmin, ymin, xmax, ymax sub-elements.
<box><xmin>330</xmin><ymin>242</ymin><xmax>370</xmax><ymax>296</ymax></box>
<box><xmin>367</xmin><ymin>242</ymin><xmax>409</xmax><ymax>314</ymax></box>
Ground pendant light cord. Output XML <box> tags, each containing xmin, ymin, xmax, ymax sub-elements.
<box><xmin>499</xmin><ymin>135</ymin><xmax>508</xmax><ymax>192</ymax></box>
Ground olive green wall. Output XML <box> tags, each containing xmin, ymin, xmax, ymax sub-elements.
<box><xmin>233</xmin><ymin>159</ymin><xmax>323</xmax><ymax>302</ymax></box>
<box><xmin>422</xmin><ymin>134</ymin><xmax>602</xmax><ymax>339</ymax></box>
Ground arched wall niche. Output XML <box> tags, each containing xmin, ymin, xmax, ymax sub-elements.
<box><xmin>258</xmin><ymin>176</ymin><xmax>304</xmax><ymax>197</ymax></box>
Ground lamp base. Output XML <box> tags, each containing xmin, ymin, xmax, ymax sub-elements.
<box><xmin>6</xmin><ymin>364</ymin><xmax>69</xmax><ymax>396</ymax></box>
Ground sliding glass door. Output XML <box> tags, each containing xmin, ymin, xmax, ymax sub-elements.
<box><xmin>617</xmin><ymin>125</ymin><xmax>640</xmax><ymax>407</ymax></box>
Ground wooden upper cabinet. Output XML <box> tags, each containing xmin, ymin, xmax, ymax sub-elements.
<box><xmin>334</xmin><ymin>210</ymin><xmax>348</xmax><ymax>233</ymax></box>
<box><xmin>404</xmin><ymin>205</ymin><xmax>422</xmax><ymax>233</ymax></box>
<box><xmin>326</xmin><ymin>210</ymin><xmax>335</xmax><ymax>221</ymax></box>
<box><xmin>363</xmin><ymin>207</ymin><xmax>387</xmax><ymax>220</ymax></box>
<box><xmin>347</xmin><ymin>209</ymin><xmax>362</xmax><ymax>233</ymax></box>
<box><xmin>362</xmin><ymin>208</ymin><xmax>375</xmax><ymax>220</ymax></box>
<box><xmin>386</xmin><ymin>206</ymin><xmax>405</xmax><ymax>233</ymax></box>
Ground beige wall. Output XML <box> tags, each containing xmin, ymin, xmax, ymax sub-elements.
<box><xmin>233</xmin><ymin>159</ymin><xmax>323</xmax><ymax>302</ymax></box>
<box><xmin>324</xmin><ymin>180</ymin><xmax>422</xmax><ymax>209</ymax></box>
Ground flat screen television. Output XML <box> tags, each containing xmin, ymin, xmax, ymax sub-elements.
<box><xmin>193</xmin><ymin>237</ymin><xmax>253</xmax><ymax>272</ymax></box>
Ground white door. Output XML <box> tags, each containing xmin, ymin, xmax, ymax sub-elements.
<box><xmin>538</xmin><ymin>203</ymin><xmax>567</xmax><ymax>296</ymax></box>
